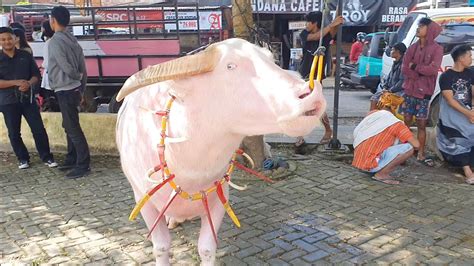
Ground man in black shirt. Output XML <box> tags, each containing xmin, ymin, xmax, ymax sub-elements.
<box><xmin>0</xmin><ymin>27</ymin><xmax>57</xmax><ymax>169</ymax></box>
<box><xmin>296</xmin><ymin>11</ymin><xmax>343</xmax><ymax>152</ymax></box>
<box><xmin>437</xmin><ymin>44</ymin><xmax>474</xmax><ymax>183</ymax></box>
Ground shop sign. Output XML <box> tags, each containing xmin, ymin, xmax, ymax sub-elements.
<box><xmin>288</xmin><ymin>21</ymin><xmax>306</xmax><ymax>30</ymax></box>
<box><xmin>379</xmin><ymin>0</ymin><xmax>416</xmax><ymax>25</ymax></box>
<box><xmin>290</xmin><ymin>48</ymin><xmax>303</xmax><ymax>59</ymax></box>
<box><xmin>326</xmin><ymin>0</ymin><xmax>416</xmax><ymax>26</ymax></box>
<box><xmin>253</xmin><ymin>0</ymin><xmax>417</xmax><ymax>27</ymax></box>
<box><xmin>252</xmin><ymin>0</ymin><xmax>321</xmax><ymax>14</ymax></box>
<box><xmin>164</xmin><ymin>10</ymin><xmax>222</xmax><ymax>30</ymax></box>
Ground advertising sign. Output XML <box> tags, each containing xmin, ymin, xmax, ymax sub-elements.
<box><xmin>252</xmin><ymin>0</ymin><xmax>417</xmax><ymax>26</ymax></box>
<box><xmin>97</xmin><ymin>9</ymin><xmax>164</xmax><ymax>29</ymax></box>
<box><xmin>164</xmin><ymin>10</ymin><xmax>222</xmax><ymax>30</ymax></box>
<box><xmin>288</xmin><ymin>20</ymin><xmax>307</xmax><ymax>30</ymax></box>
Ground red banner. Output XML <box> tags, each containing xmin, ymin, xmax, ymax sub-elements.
<box><xmin>97</xmin><ymin>10</ymin><xmax>164</xmax><ymax>29</ymax></box>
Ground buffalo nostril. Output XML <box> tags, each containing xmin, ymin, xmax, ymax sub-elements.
<box><xmin>299</xmin><ymin>92</ymin><xmax>310</xmax><ymax>99</ymax></box>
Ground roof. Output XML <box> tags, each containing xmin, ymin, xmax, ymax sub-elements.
<box><xmin>410</xmin><ymin>7</ymin><xmax>474</xmax><ymax>17</ymax></box>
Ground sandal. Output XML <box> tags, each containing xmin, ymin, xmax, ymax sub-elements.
<box><xmin>466</xmin><ymin>177</ymin><xmax>474</xmax><ymax>185</ymax></box>
<box><xmin>371</xmin><ymin>176</ymin><xmax>400</xmax><ymax>185</ymax></box>
<box><xmin>294</xmin><ymin>139</ymin><xmax>307</xmax><ymax>155</ymax></box>
<box><xmin>319</xmin><ymin>136</ymin><xmax>332</xmax><ymax>145</ymax></box>
<box><xmin>417</xmin><ymin>158</ymin><xmax>434</xmax><ymax>167</ymax></box>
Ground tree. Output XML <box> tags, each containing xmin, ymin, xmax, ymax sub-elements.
<box><xmin>231</xmin><ymin>0</ymin><xmax>266</xmax><ymax>169</ymax></box>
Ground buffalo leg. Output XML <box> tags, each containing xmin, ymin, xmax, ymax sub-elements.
<box><xmin>198</xmin><ymin>201</ymin><xmax>225</xmax><ymax>266</ymax></box>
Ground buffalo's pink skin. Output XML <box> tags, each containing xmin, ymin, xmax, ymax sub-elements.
<box><xmin>116</xmin><ymin>38</ymin><xmax>326</xmax><ymax>265</ymax></box>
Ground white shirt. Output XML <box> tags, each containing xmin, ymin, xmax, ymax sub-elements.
<box><xmin>41</xmin><ymin>39</ymin><xmax>51</xmax><ymax>90</ymax></box>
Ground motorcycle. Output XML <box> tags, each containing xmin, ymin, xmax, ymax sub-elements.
<box><xmin>340</xmin><ymin>62</ymin><xmax>364</xmax><ymax>90</ymax></box>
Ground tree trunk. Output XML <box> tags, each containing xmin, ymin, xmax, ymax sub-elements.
<box><xmin>232</xmin><ymin>0</ymin><xmax>265</xmax><ymax>169</ymax></box>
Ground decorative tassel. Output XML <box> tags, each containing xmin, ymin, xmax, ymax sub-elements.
<box><xmin>201</xmin><ymin>191</ymin><xmax>218</xmax><ymax>244</ymax></box>
<box><xmin>129</xmin><ymin>174</ymin><xmax>175</xmax><ymax>221</ymax></box>
<box><xmin>233</xmin><ymin>161</ymin><xmax>275</xmax><ymax>183</ymax></box>
<box><xmin>215</xmin><ymin>182</ymin><xmax>240</xmax><ymax>228</ymax></box>
<box><xmin>157</xmin><ymin>145</ymin><xmax>166</xmax><ymax>178</ymax></box>
<box><xmin>147</xmin><ymin>188</ymin><xmax>179</xmax><ymax>239</ymax></box>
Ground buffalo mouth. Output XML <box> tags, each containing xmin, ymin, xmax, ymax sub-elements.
<box><xmin>304</xmin><ymin>109</ymin><xmax>319</xmax><ymax>116</ymax></box>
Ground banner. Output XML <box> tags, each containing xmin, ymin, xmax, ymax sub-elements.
<box><xmin>252</xmin><ymin>0</ymin><xmax>416</xmax><ymax>26</ymax></box>
<box><xmin>379</xmin><ymin>0</ymin><xmax>417</xmax><ymax>25</ymax></box>
<box><xmin>164</xmin><ymin>11</ymin><xmax>222</xmax><ymax>30</ymax></box>
<box><xmin>328</xmin><ymin>0</ymin><xmax>383</xmax><ymax>26</ymax></box>
<box><xmin>97</xmin><ymin>10</ymin><xmax>164</xmax><ymax>29</ymax></box>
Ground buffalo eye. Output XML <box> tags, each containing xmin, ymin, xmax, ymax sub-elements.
<box><xmin>227</xmin><ymin>63</ymin><xmax>237</xmax><ymax>70</ymax></box>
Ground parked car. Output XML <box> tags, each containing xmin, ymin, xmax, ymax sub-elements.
<box><xmin>382</xmin><ymin>7</ymin><xmax>474</xmax><ymax>126</ymax></box>
<box><xmin>349</xmin><ymin>32</ymin><xmax>387</xmax><ymax>93</ymax></box>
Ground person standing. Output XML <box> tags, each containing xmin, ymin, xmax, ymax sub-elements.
<box><xmin>0</xmin><ymin>27</ymin><xmax>57</xmax><ymax>169</ymax></box>
<box><xmin>12</xmin><ymin>28</ymin><xmax>33</xmax><ymax>54</ymax></box>
<box><xmin>48</xmin><ymin>6</ymin><xmax>90</xmax><ymax>179</ymax></box>
<box><xmin>40</xmin><ymin>20</ymin><xmax>54</xmax><ymax>91</ymax></box>
<box><xmin>296</xmin><ymin>11</ymin><xmax>343</xmax><ymax>153</ymax></box>
<box><xmin>400</xmin><ymin>18</ymin><xmax>442</xmax><ymax>166</ymax></box>
<box><xmin>437</xmin><ymin>44</ymin><xmax>474</xmax><ymax>184</ymax></box>
<box><xmin>349</xmin><ymin>32</ymin><xmax>366</xmax><ymax>64</ymax></box>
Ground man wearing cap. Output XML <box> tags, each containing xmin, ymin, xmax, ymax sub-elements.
<box><xmin>369</xmin><ymin>42</ymin><xmax>407</xmax><ymax>110</ymax></box>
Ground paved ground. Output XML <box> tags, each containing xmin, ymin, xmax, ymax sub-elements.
<box><xmin>2</xmin><ymin>146</ymin><xmax>474</xmax><ymax>265</ymax></box>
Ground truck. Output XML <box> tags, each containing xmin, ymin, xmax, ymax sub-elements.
<box><xmin>11</xmin><ymin>3</ymin><xmax>228</xmax><ymax>113</ymax></box>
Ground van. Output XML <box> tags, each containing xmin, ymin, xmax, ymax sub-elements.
<box><xmin>382</xmin><ymin>7</ymin><xmax>474</xmax><ymax>126</ymax></box>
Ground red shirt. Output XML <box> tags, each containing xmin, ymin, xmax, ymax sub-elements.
<box><xmin>350</xmin><ymin>41</ymin><xmax>364</xmax><ymax>63</ymax></box>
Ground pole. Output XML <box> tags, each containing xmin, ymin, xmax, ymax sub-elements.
<box><xmin>328</xmin><ymin>0</ymin><xmax>342</xmax><ymax>149</ymax></box>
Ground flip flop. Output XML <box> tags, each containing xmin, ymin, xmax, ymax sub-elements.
<box><xmin>319</xmin><ymin>136</ymin><xmax>332</xmax><ymax>145</ymax></box>
<box><xmin>294</xmin><ymin>139</ymin><xmax>307</xmax><ymax>155</ymax></box>
<box><xmin>371</xmin><ymin>176</ymin><xmax>400</xmax><ymax>185</ymax></box>
<box><xmin>417</xmin><ymin>158</ymin><xmax>434</xmax><ymax>167</ymax></box>
<box><xmin>466</xmin><ymin>177</ymin><xmax>474</xmax><ymax>185</ymax></box>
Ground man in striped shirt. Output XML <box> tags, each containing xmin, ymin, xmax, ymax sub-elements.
<box><xmin>352</xmin><ymin>107</ymin><xmax>420</xmax><ymax>184</ymax></box>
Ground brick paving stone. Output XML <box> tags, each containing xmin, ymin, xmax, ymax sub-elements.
<box><xmin>282</xmin><ymin>232</ymin><xmax>306</xmax><ymax>242</ymax></box>
<box><xmin>260</xmin><ymin>246</ymin><xmax>286</xmax><ymax>259</ymax></box>
<box><xmin>292</xmin><ymin>239</ymin><xmax>318</xmax><ymax>253</ymax></box>
<box><xmin>266</xmin><ymin>258</ymin><xmax>290</xmax><ymax>265</ymax></box>
<box><xmin>302</xmin><ymin>250</ymin><xmax>329</xmax><ymax>262</ymax></box>
<box><xmin>289</xmin><ymin>258</ymin><xmax>312</xmax><ymax>265</ymax></box>
<box><xmin>280</xmin><ymin>249</ymin><xmax>308</xmax><ymax>261</ymax></box>
<box><xmin>378</xmin><ymin>249</ymin><xmax>413</xmax><ymax>263</ymax></box>
<box><xmin>270</xmin><ymin>239</ymin><xmax>294</xmax><ymax>252</ymax></box>
<box><xmin>242</xmin><ymin>256</ymin><xmax>269</xmax><ymax>265</ymax></box>
<box><xmin>436</xmin><ymin>236</ymin><xmax>462</xmax><ymax>249</ymax></box>
<box><xmin>234</xmin><ymin>246</ymin><xmax>263</xmax><ymax>259</ymax></box>
<box><xmin>302</xmin><ymin>232</ymin><xmax>329</xmax><ymax>243</ymax></box>
<box><xmin>327</xmin><ymin>252</ymin><xmax>354</xmax><ymax>263</ymax></box>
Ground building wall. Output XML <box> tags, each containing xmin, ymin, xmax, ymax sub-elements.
<box><xmin>28</xmin><ymin>0</ymin><xmax>159</xmax><ymax>6</ymax></box>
